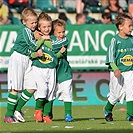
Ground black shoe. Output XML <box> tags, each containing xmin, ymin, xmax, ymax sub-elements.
<box><xmin>127</xmin><ymin>116</ymin><xmax>133</xmax><ymax>121</ymax></box>
<box><xmin>105</xmin><ymin>113</ymin><xmax>113</xmax><ymax>122</ymax></box>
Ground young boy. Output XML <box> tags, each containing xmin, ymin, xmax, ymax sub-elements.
<box><xmin>4</xmin><ymin>8</ymin><xmax>44</xmax><ymax>123</ymax></box>
<box><xmin>50</xmin><ymin>19</ymin><xmax>73</xmax><ymax>122</ymax></box>
<box><xmin>104</xmin><ymin>13</ymin><xmax>133</xmax><ymax>122</ymax></box>
<box><xmin>33</xmin><ymin>12</ymin><xmax>66</xmax><ymax>123</ymax></box>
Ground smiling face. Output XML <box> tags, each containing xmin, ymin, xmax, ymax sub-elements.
<box><xmin>38</xmin><ymin>20</ymin><xmax>52</xmax><ymax>35</ymax></box>
<box><xmin>23</xmin><ymin>15</ymin><xmax>37</xmax><ymax>31</ymax></box>
<box><xmin>53</xmin><ymin>25</ymin><xmax>65</xmax><ymax>40</ymax></box>
<box><xmin>21</xmin><ymin>8</ymin><xmax>38</xmax><ymax>31</ymax></box>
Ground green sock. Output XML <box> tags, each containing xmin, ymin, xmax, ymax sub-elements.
<box><xmin>64</xmin><ymin>102</ymin><xmax>72</xmax><ymax>116</ymax></box>
<box><xmin>105</xmin><ymin>101</ymin><xmax>114</xmax><ymax>113</ymax></box>
<box><xmin>15</xmin><ymin>89</ymin><xmax>33</xmax><ymax>111</ymax></box>
<box><xmin>43</xmin><ymin>100</ymin><xmax>53</xmax><ymax>116</ymax></box>
<box><xmin>5</xmin><ymin>93</ymin><xmax>18</xmax><ymax>117</ymax></box>
<box><xmin>126</xmin><ymin>101</ymin><xmax>133</xmax><ymax>118</ymax></box>
<box><xmin>35</xmin><ymin>98</ymin><xmax>44</xmax><ymax>110</ymax></box>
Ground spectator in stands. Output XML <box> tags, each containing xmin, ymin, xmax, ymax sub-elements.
<box><xmin>76</xmin><ymin>0</ymin><xmax>84</xmax><ymax>13</ymax></box>
<box><xmin>104</xmin><ymin>0</ymin><xmax>123</xmax><ymax>22</ymax></box>
<box><xmin>129</xmin><ymin>0</ymin><xmax>133</xmax><ymax>20</ymax></box>
<box><xmin>84</xmin><ymin>11</ymin><xmax>99</xmax><ymax>24</ymax></box>
<box><xmin>0</xmin><ymin>0</ymin><xmax>10</xmax><ymax>24</ymax></box>
<box><xmin>58</xmin><ymin>12</ymin><xmax>71</xmax><ymax>24</ymax></box>
<box><xmin>76</xmin><ymin>13</ymin><xmax>86</xmax><ymax>24</ymax></box>
<box><xmin>99</xmin><ymin>12</ymin><xmax>113</xmax><ymax>24</ymax></box>
<box><xmin>7</xmin><ymin>0</ymin><xmax>29</xmax><ymax>13</ymax></box>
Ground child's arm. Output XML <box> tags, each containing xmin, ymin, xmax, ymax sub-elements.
<box><xmin>34</xmin><ymin>30</ymin><xmax>44</xmax><ymax>40</ymax></box>
<box><xmin>110</xmin><ymin>62</ymin><xmax>121</xmax><ymax>78</ymax></box>
<box><xmin>29</xmin><ymin>38</ymin><xmax>44</xmax><ymax>59</ymax></box>
<box><xmin>30</xmin><ymin>49</ymin><xmax>43</xmax><ymax>59</ymax></box>
<box><xmin>56</xmin><ymin>45</ymin><xmax>66</xmax><ymax>58</ymax></box>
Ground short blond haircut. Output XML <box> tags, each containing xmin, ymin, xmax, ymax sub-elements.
<box><xmin>115</xmin><ymin>13</ymin><xmax>132</xmax><ymax>30</ymax></box>
<box><xmin>38</xmin><ymin>12</ymin><xmax>52</xmax><ymax>27</ymax></box>
<box><xmin>52</xmin><ymin>19</ymin><xmax>66</xmax><ymax>32</ymax></box>
<box><xmin>21</xmin><ymin>8</ymin><xmax>37</xmax><ymax>21</ymax></box>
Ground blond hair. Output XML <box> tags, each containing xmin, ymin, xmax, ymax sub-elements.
<box><xmin>38</xmin><ymin>12</ymin><xmax>52</xmax><ymax>27</ymax></box>
<box><xmin>115</xmin><ymin>13</ymin><xmax>132</xmax><ymax>30</ymax></box>
<box><xmin>52</xmin><ymin>19</ymin><xmax>66</xmax><ymax>32</ymax></box>
<box><xmin>21</xmin><ymin>8</ymin><xmax>37</xmax><ymax>21</ymax></box>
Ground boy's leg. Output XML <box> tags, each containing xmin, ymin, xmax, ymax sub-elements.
<box><xmin>43</xmin><ymin>100</ymin><xmax>53</xmax><ymax>123</ymax></box>
<box><xmin>64</xmin><ymin>102</ymin><xmax>73</xmax><ymax>122</ymax></box>
<box><xmin>126</xmin><ymin>101</ymin><xmax>133</xmax><ymax>121</ymax></box>
<box><xmin>64</xmin><ymin>102</ymin><xmax>72</xmax><ymax>115</ymax></box>
<box><xmin>14</xmin><ymin>89</ymin><xmax>34</xmax><ymax>122</ymax></box>
<box><xmin>15</xmin><ymin>89</ymin><xmax>34</xmax><ymax>111</ymax></box>
<box><xmin>34</xmin><ymin>98</ymin><xmax>44</xmax><ymax>122</ymax></box>
<box><xmin>4</xmin><ymin>92</ymin><xmax>18</xmax><ymax>123</ymax></box>
<box><xmin>104</xmin><ymin>101</ymin><xmax>114</xmax><ymax>122</ymax></box>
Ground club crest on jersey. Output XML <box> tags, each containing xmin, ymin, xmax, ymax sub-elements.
<box><xmin>120</xmin><ymin>55</ymin><xmax>133</xmax><ymax>66</ymax></box>
<box><xmin>39</xmin><ymin>53</ymin><xmax>53</xmax><ymax>64</ymax></box>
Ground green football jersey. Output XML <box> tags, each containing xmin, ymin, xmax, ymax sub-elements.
<box><xmin>106</xmin><ymin>34</ymin><xmax>133</xmax><ymax>72</ymax></box>
<box><xmin>32</xmin><ymin>41</ymin><xmax>58</xmax><ymax>68</ymax></box>
<box><xmin>51</xmin><ymin>35</ymin><xmax>72</xmax><ymax>83</ymax></box>
<box><xmin>13</xmin><ymin>25</ymin><xmax>37</xmax><ymax>56</ymax></box>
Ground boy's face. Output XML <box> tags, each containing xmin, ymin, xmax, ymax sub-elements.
<box><xmin>120</xmin><ymin>18</ymin><xmax>132</xmax><ymax>36</ymax></box>
<box><xmin>23</xmin><ymin>15</ymin><xmax>37</xmax><ymax>31</ymax></box>
<box><xmin>54</xmin><ymin>26</ymin><xmax>65</xmax><ymax>40</ymax></box>
<box><xmin>38</xmin><ymin>20</ymin><xmax>52</xmax><ymax>35</ymax></box>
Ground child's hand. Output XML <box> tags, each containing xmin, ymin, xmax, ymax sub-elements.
<box><xmin>114</xmin><ymin>69</ymin><xmax>121</xmax><ymax>78</ymax></box>
<box><xmin>34</xmin><ymin>31</ymin><xmax>43</xmax><ymax>40</ymax></box>
<box><xmin>42</xmin><ymin>35</ymin><xmax>50</xmax><ymax>40</ymax></box>
<box><xmin>35</xmin><ymin>49</ymin><xmax>43</xmax><ymax>57</ymax></box>
<box><xmin>60</xmin><ymin>45</ymin><xmax>66</xmax><ymax>54</ymax></box>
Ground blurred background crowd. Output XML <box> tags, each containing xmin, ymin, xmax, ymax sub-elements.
<box><xmin>0</xmin><ymin>0</ymin><xmax>132</xmax><ymax>25</ymax></box>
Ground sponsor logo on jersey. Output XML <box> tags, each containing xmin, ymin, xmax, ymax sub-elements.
<box><xmin>39</xmin><ymin>53</ymin><xmax>53</xmax><ymax>64</ymax></box>
<box><xmin>120</xmin><ymin>55</ymin><xmax>133</xmax><ymax>66</ymax></box>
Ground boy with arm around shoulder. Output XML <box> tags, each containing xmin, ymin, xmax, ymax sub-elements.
<box><xmin>4</xmin><ymin>8</ymin><xmax>44</xmax><ymax>123</ymax></box>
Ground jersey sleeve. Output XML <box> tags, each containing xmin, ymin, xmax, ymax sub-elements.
<box><xmin>35</xmin><ymin>38</ymin><xmax>45</xmax><ymax>51</ymax></box>
<box><xmin>23</xmin><ymin>27</ymin><xmax>38</xmax><ymax>53</ymax></box>
<box><xmin>106</xmin><ymin>37</ymin><xmax>116</xmax><ymax>65</ymax></box>
<box><xmin>56</xmin><ymin>51</ymin><xmax>63</xmax><ymax>58</ymax></box>
<box><xmin>44</xmin><ymin>40</ymin><xmax>53</xmax><ymax>49</ymax></box>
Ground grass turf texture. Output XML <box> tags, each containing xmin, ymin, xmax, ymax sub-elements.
<box><xmin>0</xmin><ymin>105</ymin><xmax>133</xmax><ymax>133</ymax></box>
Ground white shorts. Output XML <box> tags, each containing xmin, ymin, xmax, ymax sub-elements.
<box><xmin>56</xmin><ymin>79</ymin><xmax>73</xmax><ymax>102</ymax></box>
<box><xmin>108</xmin><ymin>71</ymin><xmax>133</xmax><ymax>105</ymax></box>
<box><xmin>33</xmin><ymin>66</ymin><xmax>56</xmax><ymax>101</ymax></box>
<box><xmin>8</xmin><ymin>51</ymin><xmax>37</xmax><ymax>91</ymax></box>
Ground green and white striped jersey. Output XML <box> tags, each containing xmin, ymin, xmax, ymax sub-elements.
<box><xmin>106</xmin><ymin>34</ymin><xmax>133</xmax><ymax>72</ymax></box>
<box><xmin>13</xmin><ymin>25</ymin><xmax>37</xmax><ymax>56</ymax></box>
<box><xmin>51</xmin><ymin>35</ymin><xmax>72</xmax><ymax>83</ymax></box>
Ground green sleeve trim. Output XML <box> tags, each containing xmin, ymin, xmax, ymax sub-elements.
<box><xmin>44</xmin><ymin>40</ymin><xmax>53</xmax><ymax>49</ymax></box>
<box><xmin>110</xmin><ymin>62</ymin><xmax>118</xmax><ymax>71</ymax></box>
<box><xmin>35</xmin><ymin>38</ymin><xmax>44</xmax><ymax>51</ymax></box>
<box><xmin>56</xmin><ymin>51</ymin><xmax>63</xmax><ymax>58</ymax></box>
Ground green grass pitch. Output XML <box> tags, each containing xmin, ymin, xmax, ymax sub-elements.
<box><xmin>0</xmin><ymin>105</ymin><xmax>133</xmax><ymax>133</ymax></box>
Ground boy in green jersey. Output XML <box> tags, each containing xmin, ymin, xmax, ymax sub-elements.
<box><xmin>49</xmin><ymin>19</ymin><xmax>73</xmax><ymax>122</ymax></box>
<box><xmin>33</xmin><ymin>12</ymin><xmax>66</xmax><ymax>123</ymax></box>
<box><xmin>104</xmin><ymin>13</ymin><xmax>133</xmax><ymax>122</ymax></box>
<box><xmin>4</xmin><ymin>8</ymin><xmax>45</xmax><ymax>123</ymax></box>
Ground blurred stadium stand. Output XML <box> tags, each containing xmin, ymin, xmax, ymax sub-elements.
<box><xmin>35</xmin><ymin>0</ymin><xmax>58</xmax><ymax>12</ymax></box>
<box><xmin>8</xmin><ymin>0</ymin><xmax>129</xmax><ymax>24</ymax></box>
